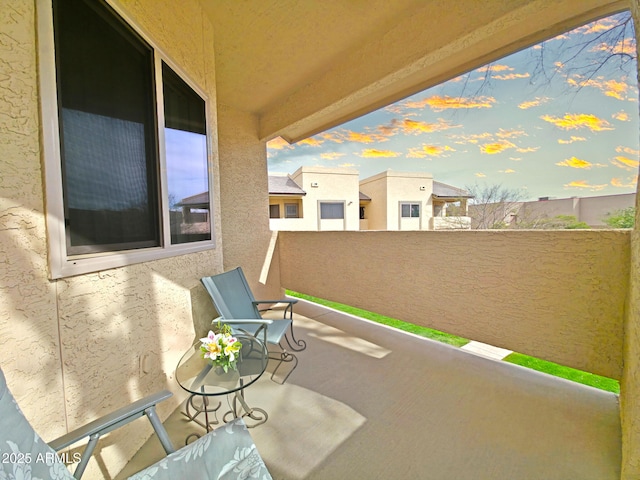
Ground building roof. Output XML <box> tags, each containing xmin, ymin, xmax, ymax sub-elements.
<box><xmin>268</xmin><ymin>175</ymin><xmax>306</xmax><ymax>195</ymax></box>
<box><xmin>433</xmin><ymin>181</ymin><xmax>473</xmax><ymax>199</ymax></box>
<box><xmin>176</xmin><ymin>191</ymin><xmax>209</xmax><ymax>208</ymax></box>
<box><xmin>359</xmin><ymin>191</ymin><xmax>371</xmax><ymax>201</ymax></box>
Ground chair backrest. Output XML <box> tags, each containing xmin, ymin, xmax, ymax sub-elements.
<box><xmin>0</xmin><ymin>369</ymin><xmax>75</xmax><ymax>480</ymax></box>
<box><xmin>201</xmin><ymin>267</ymin><xmax>261</xmax><ymax>320</ymax></box>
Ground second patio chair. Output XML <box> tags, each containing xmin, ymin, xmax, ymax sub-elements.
<box><xmin>201</xmin><ymin>267</ymin><xmax>303</xmax><ymax>383</ymax></box>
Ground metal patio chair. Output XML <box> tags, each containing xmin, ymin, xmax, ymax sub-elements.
<box><xmin>0</xmin><ymin>368</ymin><xmax>271</xmax><ymax>480</ymax></box>
<box><xmin>201</xmin><ymin>267</ymin><xmax>305</xmax><ymax>384</ymax></box>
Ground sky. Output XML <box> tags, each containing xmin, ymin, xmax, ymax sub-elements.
<box><xmin>267</xmin><ymin>12</ymin><xmax>640</xmax><ymax>202</ymax></box>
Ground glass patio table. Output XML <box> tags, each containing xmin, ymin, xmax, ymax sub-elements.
<box><xmin>175</xmin><ymin>333</ymin><xmax>269</xmax><ymax>442</ymax></box>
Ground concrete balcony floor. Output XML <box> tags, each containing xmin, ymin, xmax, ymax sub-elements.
<box><xmin>119</xmin><ymin>299</ymin><xmax>621</xmax><ymax>480</ymax></box>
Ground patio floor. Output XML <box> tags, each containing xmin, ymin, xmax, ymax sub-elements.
<box><xmin>118</xmin><ymin>299</ymin><xmax>621</xmax><ymax>480</ymax></box>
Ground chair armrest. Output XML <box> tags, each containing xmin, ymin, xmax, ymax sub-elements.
<box><xmin>252</xmin><ymin>299</ymin><xmax>298</xmax><ymax>306</ymax></box>
<box><xmin>48</xmin><ymin>390</ymin><xmax>173</xmax><ymax>451</ymax></box>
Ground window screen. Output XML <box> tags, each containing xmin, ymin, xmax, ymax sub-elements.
<box><xmin>53</xmin><ymin>0</ymin><xmax>159</xmax><ymax>254</ymax></box>
<box><xmin>320</xmin><ymin>202</ymin><xmax>344</xmax><ymax>219</ymax></box>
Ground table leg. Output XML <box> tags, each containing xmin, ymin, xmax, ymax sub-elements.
<box><xmin>222</xmin><ymin>387</ymin><xmax>268</xmax><ymax>428</ymax></box>
<box><xmin>182</xmin><ymin>393</ymin><xmax>222</xmax><ymax>444</ymax></box>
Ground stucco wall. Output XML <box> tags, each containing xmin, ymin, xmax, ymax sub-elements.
<box><xmin>289</xmin><ymin>167</ymin><xmax>360</xmax><ymax>231</ymax></box>
<box><xmin>0</xmin><ymin>0</ymin><xmax>224</xmax><ymax>477</ymax></box>
<box><xmin>621</xmin><ymin>2</ymin><xmax>640</xmax><ymax>478</ymax></box>
<box><xmin>217</xmin><ymin>104</ymin><xmax>283</xmax><ymax>300</ymax></box>
<box><xmin>279</xmin><ymin>230</ymin><xmax>628</xmax><ymax>380</ymax></box>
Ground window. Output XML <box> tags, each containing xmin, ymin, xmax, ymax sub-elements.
<box><xmin>401</xmin><ymin>203</ymin><xmax>420</xmax><ymax>218</ymax></box>
<box><xmin>320</xmin><ymin>202</ymin><xmax>344</xmax><ymax>219</ymax></box>
<box><xmin>269</xmin><ymin>204</ymin><xmax>280</xmax><ymax>218</ymax></box>
<box><xmin>285</xmin><ymin>203</ymin><xmax>299</xmax><ymax>218</ymax></box>
<box><xmin>40</xmin><ymin>0</ymin><xmax>213</xmax><ymax>277</ymax></box>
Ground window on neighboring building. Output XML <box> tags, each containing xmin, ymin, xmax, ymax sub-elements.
<box><xmin>42</xmin><ymin>0</ymin><xmax>214</xmax><ymax>277</ymax></box>
<box><xmin>320</xmin><ymin>202</ymin><xmax>345</xmax><ymax>219</ymax></box>
<box><xmin>269</xmin><ymin>204</ymin><xmax>280</xmax><ymax>218</ymax></box>
<box><xmin>285</xmin><ymin>203</ymin><xmax>299</xmax><ymax>218</ymax></box>
<box><xmin>401</xmin><ymin>203</ymin><xmax>420</xmax><ymax>218</ymax></box>
<box><xmin>360</xmin><ymin>206</ymin><xmax>366</xmax><ymax>219</ymax></box>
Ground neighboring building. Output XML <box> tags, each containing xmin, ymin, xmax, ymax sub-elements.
<box><xmin>269</xmin><ymin>167</ymin><xmax>361</xmax><ymax>231</ymax></box>
<box><xmin>469</xmin><ymin>192</ymin><xmax>636</xmax><ymax>228</ymax></box>
<box><xmin>269</xmin><ymin>168</ymin><xmax>472</xmax><ymax>231</ymax></box>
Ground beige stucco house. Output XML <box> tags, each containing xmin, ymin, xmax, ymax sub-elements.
<box><xmin>269</xmin><ymin>168</ymin><xmax>472</xmax><ymax>231</ymax></box>
<box><xmin>2</xmin><ymin>0</ymin><xmax>640</xmax><ymax>478</ymax></box>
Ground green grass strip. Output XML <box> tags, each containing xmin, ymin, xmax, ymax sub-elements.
<box><xmin>287</xmin><ymin>290</ymin><xmax>469</xmax><ymax>347</ymax></box>
<box><xmin>503</xmin><ymin>352</ymin><xmax>620</xmax><ymax>394</ymax></box>
<box><xmin>288</xmin><ymin>290</ymin><xmax>620</xmax><ymax>394</ymax></box>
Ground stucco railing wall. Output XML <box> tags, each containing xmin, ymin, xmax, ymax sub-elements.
<box><xmin>278</xmin><ymin>230</ymin><xmax>629</xmax><ymax>380</ymax></box>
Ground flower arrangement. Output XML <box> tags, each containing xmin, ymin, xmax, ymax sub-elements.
<box><xmin>200</xmin><ymin>322</ymin><xmax>242</xmax><ymax>373</ymax></box>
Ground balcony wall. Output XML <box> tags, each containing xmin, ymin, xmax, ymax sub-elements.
<box><xmin>278</xmin><ymin>229</ymin><xmax>630</xmax><ymax>380</ymax></box>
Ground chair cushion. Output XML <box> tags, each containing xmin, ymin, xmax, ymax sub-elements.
<box><xmin>0</xmin><ymin>369</ymin><xmax>74</xmax><ymax>480</ymax></box>
<box><xmin>127</xmin><ymin>418</ymin><xmax>272</xmax><ymax>480</ymax></box>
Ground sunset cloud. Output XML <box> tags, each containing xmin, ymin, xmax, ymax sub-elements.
<box><xmin>496</xmin><ymin>128</ymin><xmax>527</xmax><ymax>139</ymax></box>
<box><xmin>611</xmin><ymin>176</ymin><xmax>638</xmax><ymax>188</ymax></box>
<box><xmin>320</xmin><ymin>152</ymin><xmax>346</xmax><ymax>160</ymax></box>
<box><xmin>492</xmin><ymin>73</ymin><xmax>530</xmax><ymax>81</ymax></box>
<box><xmin>564</xmin><ymin>180</ymin><xmax>608</xmax><ymax>191</ymax></box>
<box><xmin>451</xmin><ymin>132</ymin><xmax>493</xmax><ymax>145</ymax></box>
<box><xmin>558</xmin><ymin>136</ymin><xmax>586</xmax><ymax>144</ymax></box>
<box><xmin>404</xmin><ymin>95</ymin><xmax>496</xmax><ymax>111</ymax></box>
<box><xmin>297</xmin><ymin>137</ymin><xmax>323</xmax><ymax>147</ymax></box>
<box><xmin>540</xmin><ymin>113</ymin><xmax>614</xmax><ymax>132</ymax></box>
<box><xmin>397</xmin><ymin>118</ymin><xmax>460</xmax><ymax>135</ymax></box>
<box><xmin>479</xmin><ymin>140</ymin><xmax>516</xmax><ymax>154</ymax></box>
<box><xmin>611</xmin><ymin>155</ymin><xmax>640</xmax><ymax>170</ymax></box>
<box><xmin>267</xmin><ymin>137</ymin><xmax>292</xmax><ymax>150</ymax></box>
<box><xmin>613</xmin><ymin>111</ymin><xmax>630</xmax><ymax>121</ymax></box>
<box><xmin>357</xmin><ymin>149</ymin><xmax>402</xmax><ymax>158</ymax></box>
<box><xmin>518</xmin><ymin>97</ymin><xmax>549</xmax><ymax>110</ymax></box>
<box><xmin>556</xmin><ymin>156</ymin><xmax>593</xmax><ymax>168</ymax></box>
<box><xmin>616</xmin><ymin>146</ymin><xmax>640</xmax><ymax>156</ymax></box>
<box><xmin>478</xmin><ymin>64</ymin><xmax>514</xmax><ymax>73</ymax></box>
<box><xmin>345</xmin><ymin>130</ymin><xmax>389</xmax><ymax>144</ymax></box>
<box><xmin>407</xmin><ymin>144</ymin><xmax>455</xmax><ymax>158</ymax></box>
<box><xmin>568</xmin><ymin>76</ymin><xmax>630</xmax><ymax>100</ymax></box>
<box><xmin>475</xmin><ymin>173</ymin><xmax>487</xmax><ymax>178</ymax></box>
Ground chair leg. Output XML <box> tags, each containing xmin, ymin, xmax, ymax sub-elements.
<box><xmin>284</xmin><ymin>326</ymin><xmax>306</xmax><ymax>352</ymax></box>
<box><xmin>269</xmin><ymin>349</ymin><xmax>298</xmax><ymax>384</ymax></box>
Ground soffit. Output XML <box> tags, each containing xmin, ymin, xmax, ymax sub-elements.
<box><xmin>200</xmin><ymin>0</ymin><xmax>627</xmax><ymax>143</ymax></box>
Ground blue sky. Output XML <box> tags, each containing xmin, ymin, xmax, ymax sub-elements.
<box><xmin>267</xmin><ymin>12</ymin><xmax>639</xmax><ymax>202</ymax></box>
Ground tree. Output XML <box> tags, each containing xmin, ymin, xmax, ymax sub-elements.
<box><xmin>466</xmin><ymin>183</ymin><xmax>525</xmax><ymax>229</ymax></box>
<box><xmin>603</xmin><ymin>206</ymin><xmax>635</xmax><ymax>228</ymax></box>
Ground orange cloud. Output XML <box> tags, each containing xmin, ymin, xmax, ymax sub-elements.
<box><xmin>556</xmin><ymin>157</ymin><xmax>593</xmax><ymax>169</ymax></box>
<box><xmin>475</xmin><ymin>172</ymin><xmax>487</xmax><ymax>178</ymax></box>
<box><xmin>611</xmin><ymin>176</ymin><xmax>638</xmax><ymax>188</ymax></box>
<box><xmin>297</xmin><ymin>137</ymin><xmax>323</xmax><ymax>147</ymax></box>
<box><xmin>613</xmin><ymin>111</ymin><xmax>630</xmax><ymax>121</ymax></box>
<box><xmin>451</xmin><ymin>132</ymin><xmax>493</xmax><ymax>144</ymax></box>
<box><xmin>541</xmin><ymin>113</ymin><xmax>614</xmax><ymax>132</ymax></box>
<box><xmin>492</xmin><ymin>73</ymin><xmax>530</xmax><ymax>81</ymax></box>
<box><xmin>358</xmin><ymin>149</ymin><xmax>402</xmax><ymax>158</ymax></box>
<box><xmin>558</xmin><ymin>136</ymin><xmax>586</xmax><ymax>144</ymax></box>
<box><xmin>407</xmin><ymin>145</ymin><xmax>455</xmax><ymax>158</ymax></box>
<box><xmin>398</xmin><ymin>118</ymin><xmax>459</xmax><ymax>135</ymax></box>
<box><xmin>518</xmin><ymin>97</ymin><xmax>549</xmax><ymax>110</ymax></box>
<box><xmin>319</xmin><ymin>132</ymin><xmax>344</xmax><ymax>144</ymax></box>
<box><xmin>405</xmin><ymin>95</ymin><xmax>496</xmax><ymax>111</ymax></box>
<box><xmin>616</xmin><ymin>146</ymin><xmax>640</xmax><ymax>156</ymax></box>
<box><xmin>478</xmin><ymin>64</ymin><xmax>513</xmax><ymax>73</ymax></box>
<box><xmin>564</xmin><ymin>180</ymin><xmax>607</xmax><ymax>191</ymax></box>
<box><xmin>479</xmin><ymin>140</ymin><xmax>516</xmax><ymax>154</ymax></box>
<box><xmin>591</xmin><ymin>38</ymin><xmax>636</xmax><ymax>56</ymax></box>
<box><xmin>496</xmin><ymin>128</ymin><xmax>527</xmax><ymax>139</ymax></box>
<box><xmin>568</xmin><ymin>77</ymin><xmax>630</xmax><ymax>100</ymax></box>
<box><xmin>612</xmin><ymin>156</ymin><xmax>640</xmax><ymax>170</ymax></box>
<box><xmin>267</xmin><ymin>136</ymin><xmax>291</xmax><ymax>150</ymax></box>
<box><xmin>345</xmin><ymin>131</ymin><xmax>389</xmax><ymax>144</ymax></box>
<box><xmin>320</xmin><ymin>152</ymin><xmax>346</xmax><ymax>160</ymax></box>
<box><xmin>500</xmin><ymin>169</ymin><xmax>516</xmax><ymax>174</ymax></box>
